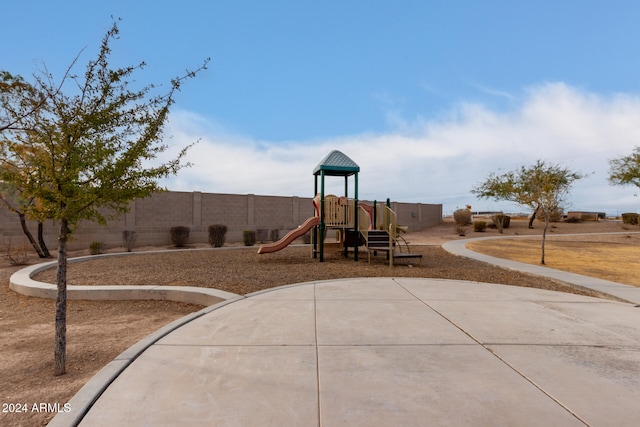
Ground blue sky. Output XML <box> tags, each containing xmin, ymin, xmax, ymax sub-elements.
<box><xmin>3</xmin><ymin>1</ymin><xmax>640</xmax><ymax>216</ymax></box>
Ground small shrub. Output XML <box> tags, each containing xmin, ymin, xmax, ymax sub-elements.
<box><xmin>565</xmin><ymin>216</ymin><xmax>581</xmax><ymax>223</ymax></box>
<box><xmin>491</xmin><ymin>214</ymin><xmax>511</xmax><ymax>230</ymax></box>
<box><xmin>621</xmin><ymin>213</ymin><xmax>639</xmax><ymax>225</ymax></box>
<box><xmin>550</xmin><ymin>207</ymin><xmax>565</xmax><ymax>222</ymax></box>
<box><xmin>473</xmin><ymin>221</ymin><xmax>487</xmax><ymax>232</ymax></box>
<box><xmin>243</xmin><ymin>230</ymin><xmax>256</xmax><ymax>246</ymax></box>
<box><xmin>208</xmin><ymin>224</ymin><xmax>228</xmax><ymax>247</ymax></box>
<box><xmin>122</xmin><ymin>230</ymin><xmax>137</xmax><ymax>252</ymax></box>
<box><xmin>270</xmin><ymin>229</ymin><xmax>280</xmax><ymax>242</ymax></box>
<box><xmin>538</xmin><ymin>207</ymin><xmax>565</xmax><ymax>223</ymax></box>
<box><xmin>453</xmin><ymin>209</ymin><xmax>472</xmax><ymax>226</ymax></box>
<box><xmin>3</xmin><ymin>239</ymin><xmax>31</xmax><ymax>265</ymax></box>
<box><xmin>456</xmin><ymin>225</ymin><xmax>467</xmax><ymax>236</ymax></box>
<box><xmin>89</xmin><ymin>241</ymin><xmax>104</xmax><ymax>255</ymax></box>
<box><xmin>170</xmin><ymin>226</ymin><xmax>190</xmax><ymax>247</ymax></box>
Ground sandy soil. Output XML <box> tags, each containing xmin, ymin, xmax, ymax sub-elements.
<box><xmin>2</xmin><ymin>217</ymin><xmax>637</xmax><ymax>425</ymax></box>
<box><xmin>0</xmin><ymin>267</ymin><xmax>200</xmax><ymax>427</ymax></box>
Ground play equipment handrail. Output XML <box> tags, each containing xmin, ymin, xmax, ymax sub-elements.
<box><xmin>358</xmin><ymin>206</ymin><xmax>371</xmax><ymax>231</ymax></box>
<box><xmin>376</xmin><ymin>204</ymin><xmax>396</xmax><ymax>232</ymax></box>
<box><xmin>386</xmin><ymin>205</ymin><xmax>397</xmax><ymax>234</ymax></box>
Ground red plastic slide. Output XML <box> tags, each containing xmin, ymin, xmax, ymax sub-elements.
<box><xmin>257</xmin><ymin>215</ymin><xmax>320</xmax><ymax>254</ymax></box>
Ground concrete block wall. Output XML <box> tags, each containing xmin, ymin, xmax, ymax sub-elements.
<box><xmin>0</xmin><ymin>192</ymin><xmax>441</xmax><ymax>251</ymax></box>
<box><xmin>390</xmin><ymin>201</ymin><xmax>443</xmax><ymax>231</ymax></box>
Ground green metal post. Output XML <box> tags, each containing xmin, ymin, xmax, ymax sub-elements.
<box><xmin>344</xmin><ymin>176</ymin><xmax>348</xmax><ymax>198</ymax></box>
<box><xmin>373</xmin><ymin>200</ymin><xmax>377</xmax><ymax>230</ymax></box>
<box><xmin>319</xmin><ymin>171</ymin><xmax>325</xmax><ymax>262</ymax></box>
<box><xmin>313</xmin><ymin>176</ymin><xmax>318</xmax><ymax>259</ymax></box>
<box><xmin>354</xmin><ymin>172</ymin><xmax>359</xmax><ymax>261</ymax></box>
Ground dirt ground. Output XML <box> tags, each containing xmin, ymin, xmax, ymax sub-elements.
<box><xmin>1</xmin><ymin>218</ymin><xmax>637</xmax><ymax>426</ymax></box>
<box><xmin>0</xmin><ymin>267</ymin><xmax>201</xmax><ymax>427</ymax></box>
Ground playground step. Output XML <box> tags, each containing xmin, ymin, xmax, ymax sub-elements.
<box><xmin>365</xmin><ymin>230</ymin><xmax>423</xmax><ymax>266</ymax></box>
<box><xmin>366</xmin><ymin>230</ymin><xmax>393</xmax><ymax>249</ymax></box>
<box><xmin>393</xmin><ymin>252</ymin><xmax>423</xmax><ymax>259</ymax></box>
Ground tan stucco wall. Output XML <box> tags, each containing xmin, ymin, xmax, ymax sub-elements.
<box><xmin>0</xmin><ymin>192</ymin><xmax>442</xmax><ymax>251</ymax></box>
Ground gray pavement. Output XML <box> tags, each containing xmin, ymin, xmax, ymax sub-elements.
<box><xmin>52</xmin><ymin>277</ymin><xmax>640</xmax><ymax>426</ymax></box>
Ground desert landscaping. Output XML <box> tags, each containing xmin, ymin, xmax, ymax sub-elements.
<box><xmin>1</xmin><ymin>217</ymin><xmax>638</xmax><ymax>426</ymax></box>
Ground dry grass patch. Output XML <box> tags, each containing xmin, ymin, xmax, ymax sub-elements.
<box><xmin>467</xmin><ymin>234</ymin><xmax>640</xmax><ymax>287</ymax></box>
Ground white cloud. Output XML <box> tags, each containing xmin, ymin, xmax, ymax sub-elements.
<box><xmin>162</xmin><ymin>83</ymin><xmax>640</xmax><ymax>216</ymax></box>
<box><xmin>471</xmin><ymin>83</ymin><xmax>516</xmax><ymax>101</ymax></box>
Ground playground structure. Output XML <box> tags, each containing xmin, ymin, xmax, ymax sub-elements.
<box><xmin>258</xmin><ymin>150</ymin><xmax>421</xmax><ymax>266</ymax></box>
<box><xmin>256</xmin><ymin>197</ymin><xmax>320</xmax><ymax>254</ymax></box>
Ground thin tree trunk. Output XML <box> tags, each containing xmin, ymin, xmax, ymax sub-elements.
<box><xmin>541</xmin><ymin>214</ymin><xmax>549</xmax><ymax>265</ymax></box>
<box><xmin>528</xmin><ymin>206</ymin><xmax>539</xmax><ymax>229</ymax></box>
<box><xmin>17</xmin><ymin>212</ymin><xmax>46</xmax><ymax>258</ymax></box>
<box><xmin>37</xmin><ymin>221</ymin><xmax>51</xmax><ymax>258</ymax></box>
<box><xmin>54</xmin><ymin>218</ymin><xmax>69</xmax><ymax>376</ymax></box>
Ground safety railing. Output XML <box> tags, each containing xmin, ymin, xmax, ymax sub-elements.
<box><xmin>323</xmin><ymin>195</ymin><xmax>355</xmax><ymax>227</ymax></box>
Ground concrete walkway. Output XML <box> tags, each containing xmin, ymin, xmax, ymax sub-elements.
<box><xmin>51</xmin><ymin>277</ymin><xmax>640</xmax><ymax>426</ymax></box>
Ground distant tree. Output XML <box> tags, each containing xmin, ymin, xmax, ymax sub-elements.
<box><xmin>0</xmin><ymin>20</ymin><xmax>208</xmax><ymax>375</ymax></box>
<box><xmin>471</xmin><ymin>160</ymin><xmax>583</xmax><ymax>264</ymax></box>
<box><xmin>0</xmin><ymin>182</ymin><xmax>51</xmax><ymax>258</ymax></box>
<box><xmin>1</xmin><ymin>72</ymin><xmax>53</xmax><ymax>257</ymax></box>
<box><xmin>609</xmin><ymin>146</ymin><xmax>640</xmax><ymax>194</ymax></box>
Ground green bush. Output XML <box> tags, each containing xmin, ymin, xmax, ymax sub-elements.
<box><xmin>89</xmin><ymin>241</ymin><xmax>104</xmax><ymax>255</ymax></box>
<box><xmin>473</xmin><ymin>221</ymin><xmax>487</xmax><ymax>232</ymax></box>
<box><xmin>208</xmin><ymin>224</ymin><xmax>228</xmax><ymax>247</ymax></box>
<box><xmin>170</xmin><ymin>226</ymin><xmax>190</xmax><ymax>247</ymax></box>
<box><xmin>621</xmin><ymin>213</ymin><xmax>639</xmax><ymax>225</ymax></box>
<box><xmin>243</xmin><ymin>230</ymin><xmax>256</xmax><ymax>246</ymax></box>
<box><xmin>453</xmin><ymin>209</ymin><xmax>472</xmax><ymax>226</ymax></box>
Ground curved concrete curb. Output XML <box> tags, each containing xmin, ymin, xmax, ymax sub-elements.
<box><xmin>442</xmin><ymin>233</ymin><xmax>640</xmax><ymax>305</ymax></box>
<box><xmin>9</xmin><ymin>250</ymin><xmax>240</xmax><ymax>306</ymax></box>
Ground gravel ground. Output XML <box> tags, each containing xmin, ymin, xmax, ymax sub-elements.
<box><xmin>33</xmin><ymin>245</ymin><xmax>600</xmax><ymax>298</ymax></box>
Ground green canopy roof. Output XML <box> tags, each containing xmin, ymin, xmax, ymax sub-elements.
<box><xmin>312</xmin><ymin>150</ymin><xmax>360</xmax><ymax>176</ymax></box>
